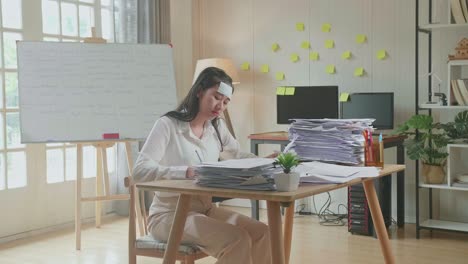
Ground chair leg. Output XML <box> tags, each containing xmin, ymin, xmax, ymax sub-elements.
<box><xmin>129</xmin><ymin>253</ymin><xmax>136</xmax><ymax>264</ymax></box>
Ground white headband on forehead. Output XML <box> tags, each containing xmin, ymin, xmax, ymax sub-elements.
<box><xmin>218</xmin><ymin>81</ymin><xmax>233</xmax><ymax>99</ymax></box>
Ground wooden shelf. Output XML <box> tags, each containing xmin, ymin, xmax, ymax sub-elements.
<box><xmin>419</xmin><ymin>23</ymin><xmax>468</xmax><ymax>31</ymax></box>
<box><xmin>420</xmin><ymin>219</ymin><xmax>468</xmax><ymax>232</ymax></box>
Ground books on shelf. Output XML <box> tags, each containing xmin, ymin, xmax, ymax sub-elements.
<box><xmin>451</xmin><ymin>79</ymin><xmax>467</xmax><ymax>105</ymax></box>
<box><xmin>451</xmin><ymin>0</ymin><xmax>468</xmax><ymax>24</ymax></box>
<box><xmin>458</xmin><ymin>79</ymin><xmax>468</xmax><ymax>103</ymax></box>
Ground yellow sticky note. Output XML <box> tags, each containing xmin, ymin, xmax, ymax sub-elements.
<box><xmin>290</xmin><ymin>53</ymin><xmax>299</xmax><ymax>63</ymax></box>
<box><xmin>321</xmin><ymin>23</ymin><xmax>331</xmax><ymax>32</ymax></box>
<box><xmin>326</xmin><ymin>64</ymin><xmax>335</xmax><ymax>74</ymax></box>
<box><xmin>276</xmin><ymin>87</ymin><xmax>286</xmax><ymax>95</ymax></box>
<box><xmin>325</xmin><ymin>39</ymin><xmax>334</xmax><ymax>49</ymax></box>
<box><xmin>341</xmin><ymin>50</ymin><xmax>351</xmax><ymax>60</ymax></box>
<box><xmin>356</xmin><ymin>34</ymin><xmax>367</xmax><ymax>44</ymax></box>
<box><xmin>377</xmin><ymin>49</ymin><xmax>387</xmax><ymax>60</ymax></box>
<box><xmin>260</xmin><ymin>64</ymin><xmax>269</xmax><ymax>73</ymax></box>
<box><xmin>354</xmin><ymin>67</ymin><xmax>364</xmax><ymax>77</ymax></box>
<box><xmin>285</xmin><ymin>87</ymin><xmax>295</xmax><ymax>95</ymax></box>
<box><xmin>296</xmin><ymin>23</ymin><xmax>305</xmax><ymax>31</ymax></box>
<box><xmin>309</xmin><ymin>51</ymin><xmax>319</xmax><ymax>61</ymax></box>
<box><xmin>271</xmin><ymin>43</ymin><xmax>280</xmax><ymax>52</ymax></box>
<box><xmin>276</xmin><ymin>72</ymin><xmax>285</xmax><ymax>80</ymax></box>
<box><xmin>339</xmin><ymin>93</ymin><xmax>350</xmax><ymax>102</ymax></box>
<box><xmin>241</xmin><ymin>62</ymin><xmax>250</xmax><ymax>71</ymax></box>
<box><xmin>301</xmin><ymin>41</ymin><xmax>310</xmax><ymax>49</ymax></box>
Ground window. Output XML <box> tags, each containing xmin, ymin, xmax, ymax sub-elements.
<box><xmin>0</xmin><ymin>0</ymin><xmax>26</xmax><ymax>190</ymax></box>
<box><xmin>41</xmin><ymin>0</ymin><xmax>116</xmax><ymax>183</ymax></box>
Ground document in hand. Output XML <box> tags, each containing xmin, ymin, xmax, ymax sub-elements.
<box><xmin>296</xmin><ymin>161</ymin><xmax>380</xmax><ymax>184</ymax></box>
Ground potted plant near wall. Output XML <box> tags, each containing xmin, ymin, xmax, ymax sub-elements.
<box><xmin>274</xmin><ymin>152</ymin><xmax>301</xmax><ymax>191</ymax></box>
<box><xmin>394</xmin><ymin>114</ymin><xmax>450</xmax><ymax>184</ymax></box>
<box><xmin>440</xmin><ymin>110</ymin><xmax>468</xmax><ymax>143</ymax></box>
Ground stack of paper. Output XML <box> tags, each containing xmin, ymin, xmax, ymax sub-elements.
<box><xmin>194</xmin><ymin>158</ymin><xmax>281</xmax><ymax>190</ymax></box>
<box><xmin>286</xmin><ymin>119</ymin><xmax>374</xmax><ymax>165</ymax></box>
<box><xmin>296</xmin><ymin>161</ymin><xmax>380</xmax><ymax>184</ymax></box>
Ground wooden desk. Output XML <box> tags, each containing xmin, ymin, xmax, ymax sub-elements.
<box><xmin>248</xmin><ymin>132</ymin><xmax>406</xmax><ymax>227</ymax></box>
<box><xmin>137</xmin><ymin>164</ymin><xmax>405</xmax><ymax>264</ymax></box>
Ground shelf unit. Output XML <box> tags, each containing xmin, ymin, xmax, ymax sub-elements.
<box><xmin>416</xmin><ymin>0</ymin><xmax>468</xmax><ymax>238</ymax></box>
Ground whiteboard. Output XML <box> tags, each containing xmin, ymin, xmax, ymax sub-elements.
<box><xmin>17</xmin><ymin>42</ymin><xmax>177</xmax><ymax>143</ymax></box>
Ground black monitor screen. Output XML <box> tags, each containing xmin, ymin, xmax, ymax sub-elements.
<box><xmin>341</xmin><ymin>93</ymin><xmax>394</xmax><ymax>129</ymax></box>
<box><xmin>277</xmin><ymin>86</ymin><xmax>339</xmax><ymax>124</ymax></box>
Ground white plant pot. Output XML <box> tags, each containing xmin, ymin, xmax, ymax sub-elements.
<box><xmin>274</xmin><ymin>172</ymin><xmax>300</xmax><ymax>192</ymax></box>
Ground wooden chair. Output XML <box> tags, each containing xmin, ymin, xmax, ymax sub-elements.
<box><xmin>125</xmin><ymin>176</ymin><xmax>207</xmax><ymax>264</ymax></box>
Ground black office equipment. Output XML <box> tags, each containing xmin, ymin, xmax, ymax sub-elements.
<box><xmin>277</xmin><ymin>86</ymin><xmax>339</xmax><ymax>124</ymax></box>
<box><xmin>348</xmin><ymin>178</ymin><xmax>392</xmax><ymax>236</ymax></box>
<box><xmin>341</xmin><ymin>92</ymin><xmax>394</xmax><ymax>129</ymax></box>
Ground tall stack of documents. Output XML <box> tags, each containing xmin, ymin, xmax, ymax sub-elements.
<box><xmin>286</xmin><ymin>119</ymin><xmax>374</xmax><ymax>165</ymax></box>
<box><xmin>195</xmin><ymin>158</ymin><xmax>280</xmax><ymax>190</ymax></box>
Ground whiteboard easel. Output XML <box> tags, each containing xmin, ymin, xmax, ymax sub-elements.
<box><xmin>74</xmin><ymin>29</ymin><xmax>144</xmax><ymax>250</ymax></box>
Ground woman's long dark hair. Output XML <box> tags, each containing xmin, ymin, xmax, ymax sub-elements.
<box><xmin>164</xmin><ymin>67</ymin><xmax>234</xmax><ymax>150</ymax></box>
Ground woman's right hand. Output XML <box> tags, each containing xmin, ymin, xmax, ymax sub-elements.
<box><xmin>186</xmin><ymin>167</ymin><xmax>196</xmax><ymax>179</ymax></box>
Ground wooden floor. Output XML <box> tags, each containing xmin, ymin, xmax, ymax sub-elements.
<box><xmin>1</xmin><ymin>206</ymin><xmax>468</xmax><ymax>264</ymax></box>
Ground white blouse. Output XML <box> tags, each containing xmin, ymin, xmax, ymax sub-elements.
<box><xmin>132</xmin><ymin>116</ymin><xmax>255</xmax><ymax>198</ymax></box>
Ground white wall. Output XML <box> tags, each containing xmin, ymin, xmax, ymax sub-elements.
<box><xmin>193</xmin><ymin>0</ymin><xmax>418</xmax><ymax>221</ymax></box>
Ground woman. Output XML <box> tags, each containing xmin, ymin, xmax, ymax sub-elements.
<box><xmin>133</xmin><ymin>67</ymin><xmax>272</xmax><ymax>264</ymax></box>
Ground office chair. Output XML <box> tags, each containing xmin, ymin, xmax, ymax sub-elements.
<box><xmin>124</xmin><ymin>176</ymin><xmax>207</xmax><ymax>264</ymax></box>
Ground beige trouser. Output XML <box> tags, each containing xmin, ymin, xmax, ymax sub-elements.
<box><xmin>149</xmin><ymin>197</ymin><xmax>271</xmax><ymax>264</ymax></box>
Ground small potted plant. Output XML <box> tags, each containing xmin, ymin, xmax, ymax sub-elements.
<box><xmin>274</xmin><ymin>152</ymin><xmax>301</xmax><ymax>191</ymax></box>
<box><xmin>394</xmin><ymin>114</ymin><xmax>450</xmax><ymax>184</ymax></box>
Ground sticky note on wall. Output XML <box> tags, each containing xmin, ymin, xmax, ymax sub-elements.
<box><xmin>339</xmin><ymin>93</ymin><xmax>350</xmax><ymax>102</ymax></box>
<box><xmin>290</xmin><ymin>53</ymin><xmax>299</xmax><ymax>62</ymax></box>
<box><xmin>321</xmin><ymin>23</ymin><xmax>331</xmax><ymax>32</ymax></box>
<box><xmin>326</xmin><ymin>65</ymin><xmax>335</xmax><ymax>74</ymax></box>
<box><xmin>301</xmin><ymin>41</ymin><xmax>310</xmax><ymax>49</ymax></box>
<box><xmin>309</xmin><ymin>51</ymin><xmax>319</xmax><ymax>61</ymax></box>
<box><xmin>354</xmin><ymin>67</ymin><xmax>364</xmax><ymax>76</ymax></box>
<box><xmin>276</xmin><ymin>87</ymin><xmax>286</xmax><ymax>95</ymax></box>
<box><xmin>296</xmin><ymin>23</ymin><xmax>305</xmax><ymax>31</ymax></box>
<box><xmin>325</xmin><ymin>40</ymin><xmax>334</xmax><ymax>49</ymax></box>
<box><xmin>260</xmin><ymin>64</ymin><xmax>269</xmax><ymax>73</ymax></box>
<box><xmin>341</xmin><ymin>51</ymin><xmax>351</xmax><ymax>60</ymax></box>
<box><xmin>241</xmin><ymin>62</ymin><xmax>250</xmax><ymax>70</ymax></box>
<box><xmin>356</xmin><ymin>34</ymin><xmax>367</xmax><ymax>44</ymax></box>
<box><xmin>285</xmin><ymin>87</ymin><xmax>295</xmax><ymax>95</ymax></box>
<box><xmin>377</xmin><ymin>49</ymin><xmax>387</xmax><ymax>60</ymax></box>
<box><xmin>272</xmin><ymin>43</ymin><xmax>280</xmax><ymax>52</ymax></box>
<box><xmin>276</xmin><ymin>72</ymin><xmax>285</xmax><ymax>80</ymax></box>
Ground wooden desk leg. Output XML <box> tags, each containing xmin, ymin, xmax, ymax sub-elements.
<box><xmin>163</xmin><ymin>194</ymin><xmax>191</xmax><ymax>264</ymax></box>
<box><xmin>267</xmin><ymin>201</ymin><xmax>285</xmax><ymax>264</ymax></box>
<box><xmin>363</xmin><ymin>180</ymin><xmax>395</xmax><ymax>264</ymax></box>
<box><xmin>283</xmin><ymin>201</ymin><xmax>294</xmax><ymax>264</ymax></box>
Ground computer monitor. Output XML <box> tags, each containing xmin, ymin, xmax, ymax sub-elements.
<box><xmin>341</xmin><ymin>92</ymin><xmax>394</xmax><ymax>129</ymax></box>
<box><xmin>277</xmin><ymin>86</ymin><xmax>339</xmax><ymax>124</ymax></box>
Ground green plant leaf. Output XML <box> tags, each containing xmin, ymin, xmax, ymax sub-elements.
<box><xmin>406</xmin><ymin>115</ymin><xmax>433</xmax><ymax>130</ymax></box>
<box><xmin>275</xmin><ymin>152</ymin><xmax>300</xmax><ymax>173</ymax></box>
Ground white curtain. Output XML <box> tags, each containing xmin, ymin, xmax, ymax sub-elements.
<box><xmin>112</xmin><ymin>0</ymin><xmax>171</xmax><ymax>215</ymax></box>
